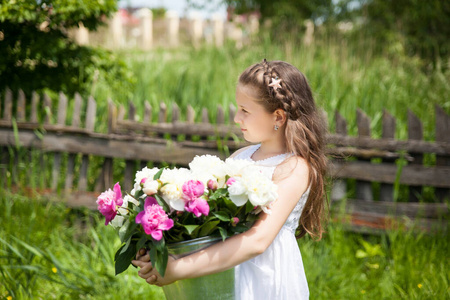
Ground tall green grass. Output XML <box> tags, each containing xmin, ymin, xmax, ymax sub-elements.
<box><xmin>1</xmin><ymin>190</ymin><xmax>448</xmax><ymax>299</ymax></box>
<box><xmin>88</xmin><ymin>36</ymin><xmax>449</xmax><ymax>140</ymax></box>
<box><xmin>0</xmin><ymin>190</ymin><xmax>164</xmax><ymax>299</ymax></box>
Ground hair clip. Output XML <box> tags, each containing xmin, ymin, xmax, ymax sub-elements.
<box><xmin>269</xmin><ymin>77</ymin><xmax>282</xmax><ymax>91</ymax></box>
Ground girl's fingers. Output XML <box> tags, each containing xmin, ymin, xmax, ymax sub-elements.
<box><xmin>140</xmin><ymin>253</ymin><xmax>150</xmax><ymax>262</ymax></box>
<box><xmin>131</xmin><ymin>260</ymin><xmax>144</xmax><ymax>268</ymax></box>
<box><xmin>146</xmin><ymin>275</ymin><xmax>157</xmax><ymax>284</ymax></box>
<box><xmin>135</xmin><ymin>248</ymin><xmax>148</xmax><ymax>260</ymax></box>
<box><xmin>137</xmin><ymin>263</ymin><xmax>154</xmax><ymax>279</ymax></box>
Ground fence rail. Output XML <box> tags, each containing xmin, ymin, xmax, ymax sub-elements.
<box><xmin>1</xmin><ymin>88</ymin><xmax>449</xmax><ymax>234</ymax></box>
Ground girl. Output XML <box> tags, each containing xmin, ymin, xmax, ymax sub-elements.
<box><xmin>132</xmin><ymin>59</ymin><xmax>328</xmax><ymax>299</ymax></box>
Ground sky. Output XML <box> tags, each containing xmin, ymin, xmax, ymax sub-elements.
<box><xmin>118</xmin><ymin>0</ymin><xmax>227</xmax><ymax>19</ymax></box>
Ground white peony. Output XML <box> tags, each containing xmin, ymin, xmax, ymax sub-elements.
<box><xmin>160</xmin><ymin>183</ymin><xmax>185</xmax><ymax>211</ymax></box>
<box><xmin>123</xmin><ymin>194</ymin><xmax>139</xmax><ymax>207</ymax></box>
<box><xmin>133</xmin><ymin>167</ymin><xmax>160</xmax><ymax>195</ymax></box>
<box><xmin>110</xmin><ymin>194</ymin><xmax>139</xmax><ymax>228</ymax></box>
<box><xmin>224</xmin><ymin>158</ymin><xmax>255</xmax><ymax>178</ymax></box>
<box><xmin>143</xmin><ymin>180</ymin><xmax>159</xmax><ymax>195</ymax></box>
<box><xmin>227</xmin><ymin>178</ymin><xmax>248</xmax><ymax>206</ymax></box>
<box><xmin>110</xmin><ymin>215</ymin><xmax>125</xmax><ymax>228</ymax></box>
<box><xmin>241</xmin><ymin>166</ymin><xmax>278</xmax><ymax>214</ymax></box>
<box><xmin>159</xmin><ymin>167</ymin><xmax>192</xmax><ymax>211</ymax></box>
<box><xmin>189</xmin><ymin>155</ymin><xmax>227</xmax><ymax>186</ymax></box>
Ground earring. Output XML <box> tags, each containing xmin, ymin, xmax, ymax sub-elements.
<box><xmin>274</xmin><ymin>125</ymin><xmax>279</xmax><ymax>131</ymax></box>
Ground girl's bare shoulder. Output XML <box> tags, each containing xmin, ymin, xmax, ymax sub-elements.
<box><xmin>274</xmin><ymin>155</ymin><xmax>309</xmax><ymax>182</ymax></box>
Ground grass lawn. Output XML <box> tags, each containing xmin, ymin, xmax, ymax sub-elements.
<box><xmin>1</xmin><ymin>190</ymin><xmax>448</xmax><ymax>299</ymax></box>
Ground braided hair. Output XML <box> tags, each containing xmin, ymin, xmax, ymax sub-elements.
<box><xmin>238</xmin><ymin>59</ymin><xmax>328</xmax><ymax>240</ymax></box>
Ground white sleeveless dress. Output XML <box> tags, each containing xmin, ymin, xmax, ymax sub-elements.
<box><xmin>233</xmin><ymin>144</ymin><xmax>310</xmax><ymax>300</ymax></box>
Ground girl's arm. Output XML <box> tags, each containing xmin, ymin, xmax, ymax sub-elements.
<box><xmin>132</xmin><ymin>156</ymin><xmax>309</xmax><ymax>286</ymax></box>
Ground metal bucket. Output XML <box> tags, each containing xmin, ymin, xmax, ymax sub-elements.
<box><xmin>162</xmin><ymin>236</ymin><xmax>235</xmax><ymax>300</ymax></box>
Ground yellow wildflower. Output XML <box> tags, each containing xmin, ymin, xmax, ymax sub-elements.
<box><xmin>52</xmin><ymin>267</ymin><xmax>58</xmax><ymax>273</ymax></box>
<box><xmin>418</xmin><ymin>284</ymin><xmax>423</xmax><ymax>289</ymax></box>
<box><xmin>361</xmin><ymin>290</ymin><xmax>366</xmax><ymax>294</ymax></box>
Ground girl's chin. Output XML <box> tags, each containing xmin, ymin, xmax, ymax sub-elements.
<box><xmin>242</xmin><ymin>135</ymin><xmax>260</xmax><ymax>144</ymax></box>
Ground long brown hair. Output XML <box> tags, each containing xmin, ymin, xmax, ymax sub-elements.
<box><xmin>238</xmin><ymin>59</ymin><xmax>328</xmax><ymax>240</ymax></box>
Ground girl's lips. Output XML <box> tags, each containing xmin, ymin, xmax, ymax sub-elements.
<box><xmin>241</xmin><ymin>128</ymin><xmax>247</xmax><ymax>131</ymax></box>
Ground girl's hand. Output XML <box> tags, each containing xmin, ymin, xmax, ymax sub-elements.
<box><xmin>131</xmin><ymin>256</ymin><xmax>176</xmax><ymax>286</ymax></box>
<box><xmin>135</xmin><ymin>248</ymin><xmax>150</xmax><ymax>262</ymax></box>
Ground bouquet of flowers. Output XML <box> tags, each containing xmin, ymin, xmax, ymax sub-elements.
<box><xmin>96</xmin><ymin>155</ymin><xmax>278</xmax><ymax>277</ymax></box>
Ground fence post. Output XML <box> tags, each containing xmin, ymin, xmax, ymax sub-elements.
<box><xmin>202</xmin><ymin>108</ymin><xmax>209</xmax><ymax>124</ymax></box>
<box><xmin>248</xmin><ymin>14</ymin><xmax>259</xmax><ymax>35</ymax></box>
<box><xmin>380</xmin><ymin>110</ymin><xmax>396</xmax><ymax>201</ymax></box>
<box><xmin>190</xmin><ymin>12</ymin><xmax>203</xmax><ymax>48</ymax></box>
<box><xmin>166</xmin><ymin>11</ymin><xmax>179</xmax><ymax>47</ymax></box>
<box><xmin>408</xmin><ymin>109</ymin><xmax>423</xmax><ymax>202</ymax></box>
<box><xmin>123</xmin><ymin>102</ymin><xmax>137</xmax><ymax>190</ymax></box>
<box><xmin>331</xmin><ymin>111</ymin><xmax>348</xmax><ymax>201</ymax></box>
<box><xmin>65</xmin><ymin>93</ymin><xmax>82</xmax><ymax>194</ymax></box>
<box><xmin>111</xmin><ymin>11</ymin><xmax>123</xmax><ymax>49</ymax></box>
<box><xmin>212</xmin><ymin>13</ymin><xmax>224</xmax><ymax>47</ymax></box>
<box><xmin>138</xmin><ymin>8</ymin><xmax>153</xmax><ymax>50</ymax></box>
<box><xmin>31</xmin><ymin>92</ymin><xmax>39</xmax><ymax>123</ymax></box>
<box><xmin>51</xmin><ymin>92</ymin><xmax>68</xmax><ymax>192</ymax></box>
<box><xmin>17</xmin><ymin>90</ymin><xmax>26</xmax><ymax>122</ymax></box>
<box><xmin>356</xmin><ymin>108</ymin><xmax>373</xmax><ymax>201</ymax></box>
<box><xmin>435</xmin><ymin>105</ymin><xmax>450</xmax><ymax>201</ymax></box>
<box><xmin>76</xmin><ymin>22</ymin><xmax>89</xmax><ymax>45</ymax></box>
<box><xmin>303</xmin><ymin>20</ymin><xmax>314</xmax><ymax>46</ymax></box>
<box><xmin>77</xmin><ymin>96</ymin><xmax>96</xmax><ymax>191</ymax></box>
<box><xmin>1</xmin><ymin>89</ymin><xmax>12</xmax><ymax>188</ymax></box>
<box><xmin>227</xmin><ymin>22</ymin><xmax>243</xmax><ymax>49</ymax></box>
<box><xmin>217</xmin><ymin>105</ymin><xmax>225</xmax><ymax>124</ymax></box>
<box><xmin>3</xmin><ymin>88</ymin><xmax>12</xmax><ymax>121</ymax></box>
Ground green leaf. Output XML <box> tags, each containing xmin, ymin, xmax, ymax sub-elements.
<box><xmin>231</xmin><ymin>224</ymin><xmax>250</xmax><ymax>233</ymax></box>
<box><xmin>245</xmin><ymin>201</ymin><xmax>255</xmax><ymax>214</ymax></box>
<box><xmin>154</xmin><ymin>247</ymin><xmax>169</xmax><ymax>277</ymax></box>
<box><xmin>118</xmin><ymin>220</ymin><xmax>138</xmax><ymax>243</ymax></box>
<box><xmin>119</xmin><ymin>237</ymin><xmax>132</xmax><ymax>255</ymax></box>
<box><xmin>153</xmin><ymin>167</ymin><xmax>165</xmax><ymax>180</ymax></box>
<box><xmin>12</xmin><ymin>118</ymin><xmax>21</xmax><ymax>150</ymax></box>
<box><xmin>10</xmin><ymin>236</ymin><xmax>44</xmax><ymax>258</ymax></box>
<box><xmin>212</xmin><ymin>211</ymin><xmax>231</xmax><ymax>222</ymax></box>
<box><xmin>154</xmin><ymin>237</ymin><xmax>166</xmax><ymax>253</ymax></box>
<box><xmin>154</xmin><ymin>194</ymin><xmax>170</xmax><ymax>212</ymax></box>
<box><xmin>209</xmin><ymin>188</ymin><xmax>228</xmax><ymax>201</ymax></box>
<box><xmin>199</xmin><ymin>220</ymin><xmax>220</xmax><ymax>236</ymax></box>
<box><xmin>136</xmin><ymin>235</ymin><xmax>148</xmax><ymax>252</ymax></box>
<box><xmin>182</xmin><ymin>224</ymin><xmax>199</xmax><ymax>235</ymax></box>
<box><xmin>218</xmin><ymin>227</ymin><xmax>228</xmax><ymax>241</ymax></box>
<box><xmin>115</xmin><ymin>242</ymin><xmax>137</xmax><ymax>275</ymax></box>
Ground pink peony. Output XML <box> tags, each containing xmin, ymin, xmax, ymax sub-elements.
<box><xmin>226</xmin><ymin>177</ymin><xmax>236</xmax><ymax>186</ymax></box>
<box><xmin>207</xmin><ymin>179</ymin><xmax>219</xmax><ymax>191</ymax></box>
<box><xmin>231</xmin><ymin>217</ymin><xmax>239</xmax><ymax>226</ymax></box>
<box><xmin>182</xmin><ymin>180</ymin><xmax>205</xmax><ymax>200</ymax></box>
<box><xmin>97</xmin><ymin>182</ymin><xmax>123</xmax><ymax>225</ymax></box>
<box><xmin>135</xmin><ymin>197</ymin><xmax>174</xmax><ymax>240</ymax></box>
<box><xmin>185</xmin><ymin>197</ymin><xmax>210</xmax><ymax>217</ymax></box>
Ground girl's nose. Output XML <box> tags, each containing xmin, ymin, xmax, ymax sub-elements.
<box><xmin>234</xmin><ymin>111</ymin><xmax>241</xmax><ymax>124</ymax></box>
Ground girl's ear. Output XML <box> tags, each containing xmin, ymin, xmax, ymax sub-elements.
<box><xmin>274</xmin><ymin>109</ymin><xmax>287</xmax><ymax>126</ymax></box>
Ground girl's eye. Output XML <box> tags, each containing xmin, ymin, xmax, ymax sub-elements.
<box><xmin>241</xmin><ymin>108</ymin><xmax>248</xmax><ymax>113</ymax></box>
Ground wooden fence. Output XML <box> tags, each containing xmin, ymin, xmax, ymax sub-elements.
<box><xmin>0</xmin><ymin>88</ymin><xmax>449</xmax><ymax>233</ymax></box>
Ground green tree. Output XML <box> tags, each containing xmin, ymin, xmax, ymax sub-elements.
<box><xmin>0</xmin><ymin>0</ymin><xmax>134</xmax><ymax>97</ymax></box>
<box><xmin>198</xmin><ymin>0</ymin><xmax>449</xmax><ymax>67</ymax></box>
<box><xmin>357</xmin><ymin>0</ymin><xmax>450</xmax><ymax>67</ymax></box>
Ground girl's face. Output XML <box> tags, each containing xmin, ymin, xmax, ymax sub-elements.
<box><xmin>234</xmin><ymin>84</ymin><xmax>277</xmax><ymax>143</ymax></box>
